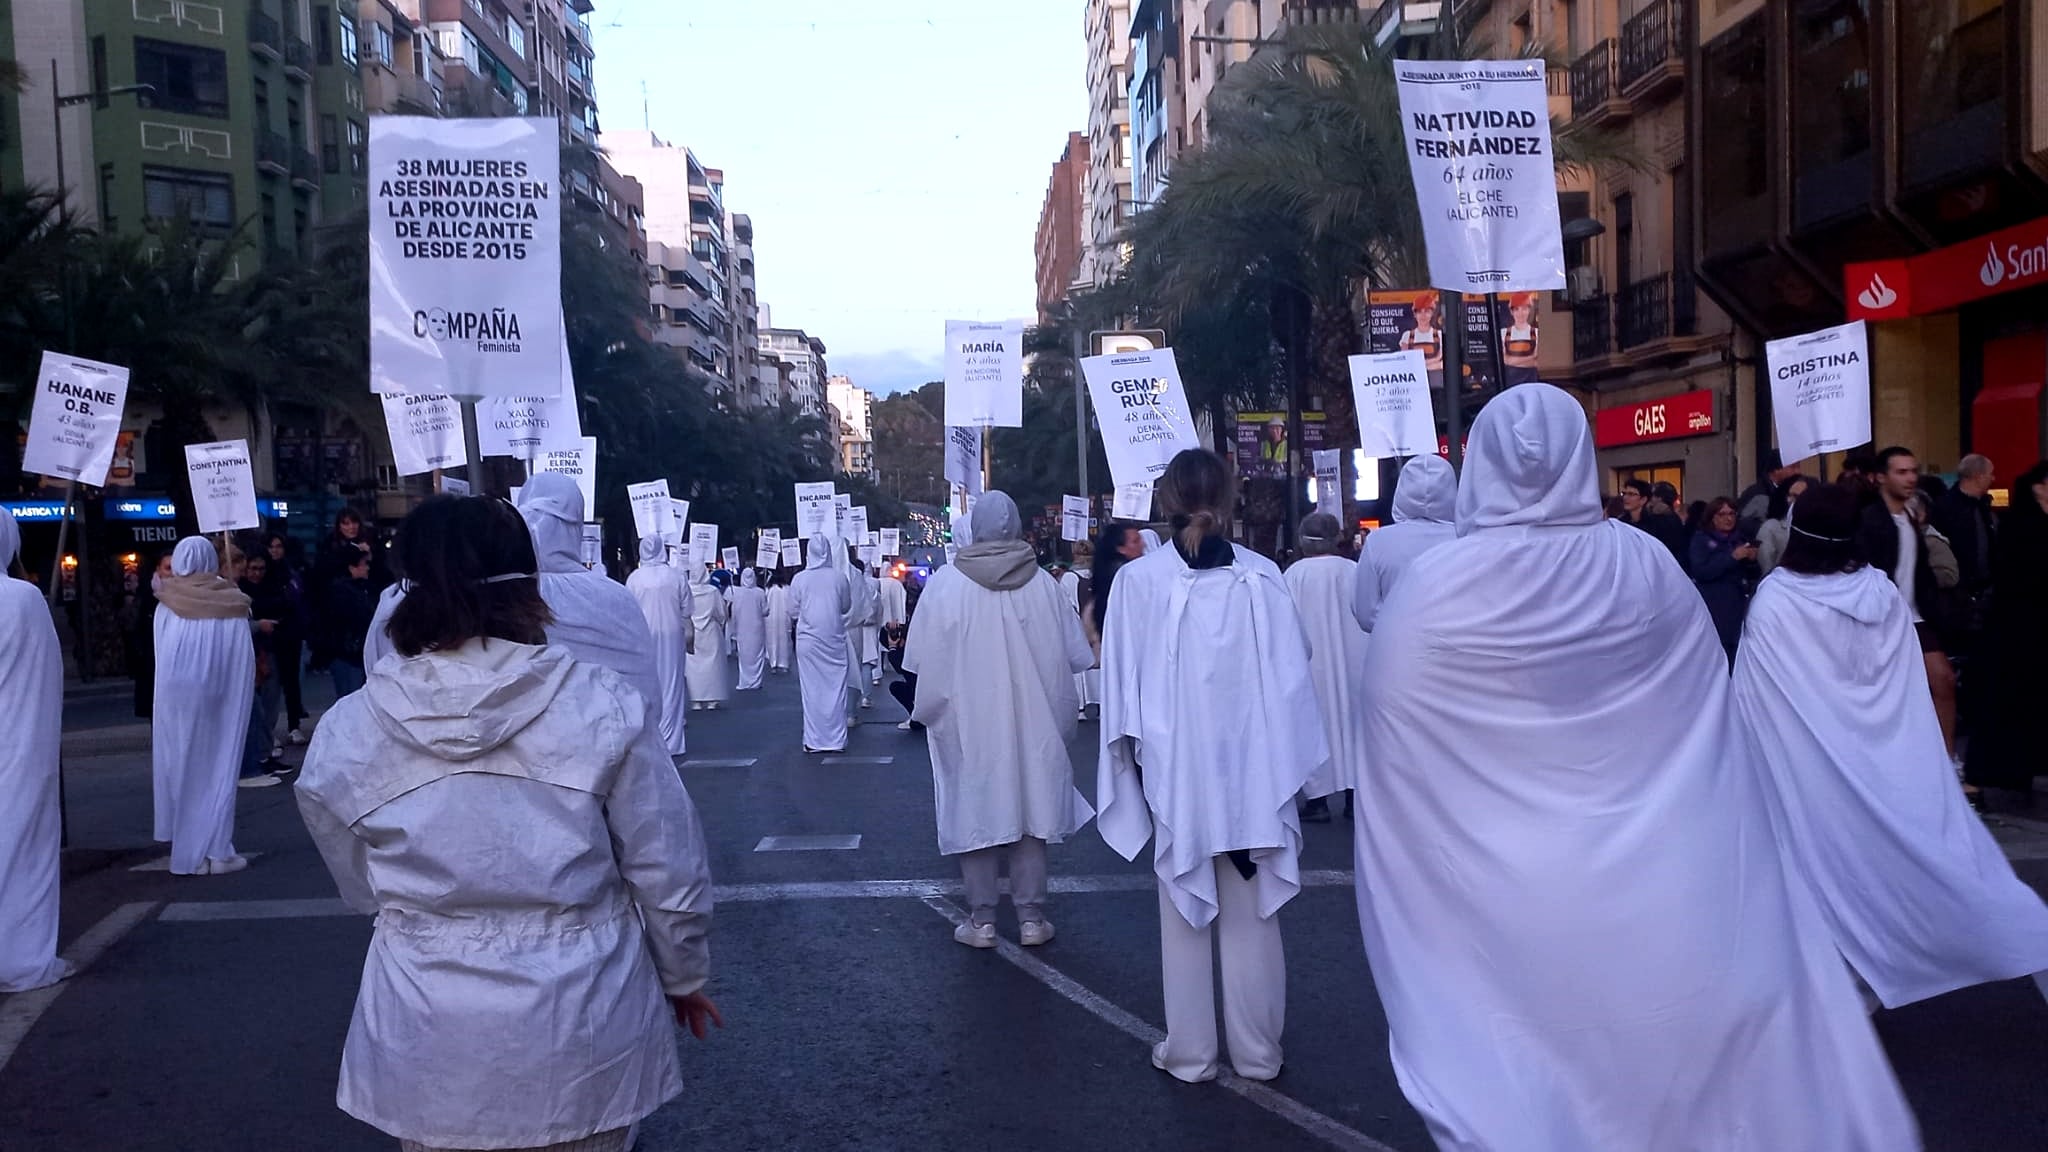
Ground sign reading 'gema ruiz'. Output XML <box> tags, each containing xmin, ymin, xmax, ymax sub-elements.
<box><xmin>369</xmin><ymin>117</ymin><xmax>562</xmax><ymax>400</ymax></box>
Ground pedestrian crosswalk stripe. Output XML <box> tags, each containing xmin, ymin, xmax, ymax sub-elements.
<box><xmin>679</xmin><ymin>758</ymin><xmax>758</xmax><ymax>768</ymax></box>
<box><xmin>820</xmin><ymin>756</ymin><xmax>894</xmax><ymax>766</ymax></box>
<box><xmin>753</xmin><ymin>834</ymin><xmax>863</xmax><ymax>852</ymax></box>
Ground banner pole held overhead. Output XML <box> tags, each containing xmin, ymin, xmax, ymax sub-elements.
<box><xmin>1442</xmin><ymin>295</ymin><xmax>1466</xmax><ymax>472</ymax></box>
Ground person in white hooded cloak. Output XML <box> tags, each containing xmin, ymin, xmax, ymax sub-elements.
<box><xmin>906</xmin><ymin>492</ymin><xmax>1095</xmax><ymax>948</ymax></box>
<box><xmin>1282</xmin><ymin>512</ymin><xmax>1366</xmax><ymax>820</ymax></box>
<box><xmin>1059</xmin><ymin>549</ymin><xmax>1100</xmax><ymax>718</ymax></box>
<box><xmin>152</xmin><ymin>536</ymin><xmax>257</xmax><ymax>876</ymax></box>
<box><xmin>1731</xmin><ymin>481</ymin><xmax>2048</xmax><ymax>1009</ymax></box>
<box><xmin>625</xmin><ymin>535</ymin><xmax>695</xmax><ymax>755</ymax></box>
<box><xmin>789</xmin><ymin>537</ymin><xmax>852</xmax><ymax>753</ymax></box>
<box><xmin>1098</xmin><ymin>449</ymin><xmax>1328</xmax><ymax>1085</ymax></box>
<box><xmin>514</xmin><ymin>475</ymin><xmax>662</xmax><ymax>714</ymax></box>
<box><xmin>1354</xmin><ymin>383</ymin><xmax>1917</xmax><ymax>1152</ymax></box>
<box><xmin>1352</xmin><ymin>453</ymin><xmax>1458</xmax><ymax>633</ymax></box>
<box><xmin>684</xmin><ymin>566</ymin><xmax>731</xmax><ymax>708</ymax></box>
<box><xmin>728</xmin><ymin>569</ymin><xmax>768</xmax><ymax>691</ymax></box>
<box><xmin>841</xmin><ymin>549</ymin><xmax>880</xmax><ymax>710</ymax></box>
<box><xmin>0</xmin><ymin>508</ymin><xmax>72</xmax><ymax>990</ymax></box>
<box><xmin>764</xmin><ymin>574</ymin><xmax>793</xmax><ymax>673</ymax></box>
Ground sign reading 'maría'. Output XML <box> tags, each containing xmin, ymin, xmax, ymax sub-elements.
<box><xmin>943</xmin><ymin>319</ymin><xmax>1024</xmax><ymax>428</ymax></box>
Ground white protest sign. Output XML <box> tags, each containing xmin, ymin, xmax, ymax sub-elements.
<box><xmin>580</xmin><ymin>523</ymin><xmax>603</xmax><ymax>569</ymax></box>
<box><xmin>1112</xmin><ymin>482</ymin><xmax>1153</xmax><ymax>522</ymax></box>
<box><xmin>1081</xmin><ymin>347</ymin><xmax>1202</xmax><ymax>488</ymax></box>
<box><xmin>721</xmin><ymin>546</ymin><xmax>741</xmax><ymax>571</ymax></box>
<box><xmin>184</xmin><ymin>440</ymin><xmax>259</xmax><ymax>535</ymax></box>
<box><xmin>23</xmin><ymin>351</ymin><xmax>130</xmax><ymax>486</ymax></box>
<box><xmin>1393</xmin><ymin>60</ymin><xmax>1565</xmax><ymax>294</ymax></box>
<box><xmin>861</xmin><ymin>544</ymin><xmax>883</xmax><ymax>568</ymax></box>
<box><xmin>627</xmin><ymin>480</ymin><xmax>673</xmax><ymax>546</ymax></box>
<box><xmin>689</xmin><ymin>522</ymin><xmax>718</xmax><ymax>568</ymax></box>
<box><xmin>532</xmin><ymin>436</ymin><xmax>598</xmax><ymax>513</ymax></box>
<box><xmin>369</xmin><ymin>117</ymin><xmax>562</xmax><ymax>399</ymax></box>
<box><xmin>1349</xmin><ymin>350</ymin><xmax>1440</xmax><ymax>458</ymax></box>
<box><xmin>1313</xmin><ymin>449</ymin><xmax>1344</xmax><ymax>519</ymax></box>
<box><xmin>943</xmin><ymin>319</ymin><xmax>1025</xmax><ymax>428</ymax></box>
<box><xmin>667</xmin><ymin>500</ymin><xmax>690</xmax><ymax>547</ymax></box>
<box><xmin>479</xmin><ymin>387</ymin><xmax>580</xmax><ymax>458</ymax></box>
<box><xmin>795</xmin><ymin>482</ymin><xmax>836</xmax><ymax>540</ymax></box>
<box><xmin>440</xmin><ymin>476</ymin><xmax>471</xmax><ymax>496</ymax></box>
<box><xmin>832</xmin><ymin>494</ymin><xmax>852</xmax><ymax>542</ymax></box>
<box><xmin>880</xmin><ymin>528</ymin><xmax>901</xmax><ymax>556</ymax></box>
<box><xmin>1061</xmin><ymin>495</ymin><xmax>1091</xmax><ymax>542</ymax></box>
<box><xmin>379</xmin><ymin>391</ymin><xmax>467</xmax><ymax>477</ymax></box>
<box><xmin>780</xmin><ymin>540</ymin><xmax>803</xmax><ymax>568</ymax></box>
<box><xmin>1767</xmin><ymin>320</ymin><xmax>1871</xmax><ymax>466</ymax></box>
<box><xmin>849</xmin><ymin>506</ymin><xmax>870</xmax><ymax>542</ymax></box>
<box><xmin>756</xmin><ymin>529</ymin><xmax>782</xmax><ymax>570</ymax></box>
<box><xmin>944</xmin><ymin>425</ymin><xmax>984</xmax><ymax>495</ymax></box>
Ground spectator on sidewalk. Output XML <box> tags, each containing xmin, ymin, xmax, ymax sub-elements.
<box><xmin>1964</xmin><ymin>460</ymin><xmax>2048</xmax><ymax>808</ymax></box>
<box><xmin>1619</xmin><ymin>478</ymin><xmax>1685</xmax><ymax>564</ymax></box>
<box><xmin>323</xmin><ymin>552</ymin><xmax>376</xmax><ymax>700</ymax></box>
<box><xmin>0</xmin><ymin>507</ymin><xmax>72</xmax><ymax>992</ymax></box>
<box><xmin>262</xmin><ymin>531</ymin><xmax>311</xmax><ymax>745</ymax></box>
<box><xmin>235</xmin><ymin>551</ymin><xmax>287</xmax><ymax>789</ymax></box>
<box><xmin>1855</xmin><ymin>446</ymin><xmax>1959</xmax><ymax>761</ymax></box>
<box><xmin>1736</xmin><ymin>450</ymin><xmax>1801</xmax><ymax>539</ymax></box>
<box><xmin>1689</xmin><ymin>497</ymin><xmax>1758</xmax><ymax>665</ymax></box>
<box><xmin>296</xmin><ymin>495</ymin><xmax>719</xmax><ymax>1152</ymax></box>
<box><xmin>152</xmin><ymin>537</ymin><xmax>255</xmax><ymax>876</ymax></box>
<box><xmin>1933</xmin><ymin>454</ymin><xmax>1997</xmax><ymax>661</ymax></box>
<box><xmin>1754</xmin><ymin>474</ymin><xmax>1813</xmax><ymax>576</ymax></box>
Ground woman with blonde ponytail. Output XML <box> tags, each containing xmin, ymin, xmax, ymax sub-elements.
<box><xmin>1095</xmin><ymin>449</ymin><xmax>1330</xmax><ymax>1084</ymax></box>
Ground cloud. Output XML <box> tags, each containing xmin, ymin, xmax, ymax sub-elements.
<box><xmin>828</xmin><ymin>350</ymin><xmax>943</xmax><ymax>397</ymax></box>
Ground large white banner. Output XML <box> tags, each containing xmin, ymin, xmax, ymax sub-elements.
<box><xmin>1061</xmin><ymin>495</ymin><xmax>1091</xmax><ymax>543</ymax></box>
<box><xmin>22</xmin><ymin>351</ymin><xmax>130</xmax><ymax>486</ymax></box>
<box><xmin>1349</xmin><ymin>350</ymin><xmax>1440</xmax><ymax>458</ymax></box>
<box><xmin>185</xmin><ymin>440</ymin><xmax>259</xmax><ymax>535</ymax></box>
<box><xmin>369</xmin><ymin>117</ymin><xmax>563</xmax><ymax>399</ymax></box>
<box><xmin>780</xmin><ymin>540</ymin><xmax>803</xmax><ymax>569</ymax></box>
<box><xmin>794</xmin><ymin>481</ymin><xmax>836</xmax><ymax>540</ymax></box>
<box><xmin>1081</xmin><ymin>347</ymin><xmax>1201</xmax><ymax>488</ymax></box>
<box><xmin>943</xmin><ymin>319</ymin><xmax>1024</xmax><ymax>428</ymax></box>
<box><xmin>1768</xmin><ymin>320</ymin><xmax>1872</xmax><ymax>466</ymax></box>
<box><xmin>879</xmin><ymin>528</ymin><xmax>901</xmax><ymax>556</ymax></box>
<box><xmin>379</xmin><ymin>391</ymin><xmax>467</xmax><ymax>477</ymax></box>
<box><xmin>755</xmin><ymin>529</ymin><xmax>782</xmax><ymax>570</ymax></box>
<box><xmin>627</xmin><ymin>479</ymin><xmax>673</xmax><ymax>546</ymax></box>
<box><xmin>532</xmin><ymin>435</ymin><xmax>598</xmax><ymax>514</ymax></box>
<box><xmin>689</xmin><ymin>522</ymin><xmax>718</xmax><ymax>569</ymax></box>
<box><xmin>1393</xmin><ymin>60</ymin><xmax>1566</xmax><ymax>294</ymax></box>
<box><xmin>944</xmin><ymin>425</ymin><xmax>984</xmax><ymax>495</ymax></box>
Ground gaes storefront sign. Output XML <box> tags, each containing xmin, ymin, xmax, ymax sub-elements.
<box><xmin>1593</xmin><ymin>390</ymin><xmax>1717</xmax><ymax>449</ymax></box>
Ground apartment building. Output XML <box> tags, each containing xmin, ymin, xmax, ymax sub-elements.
<box><xmin>826</xmin><ymin>376</ymin><xmax>876</xmax><ymax>480</ymax></box>
<box><xmin>760</xmin><ymin>310</ymin><xmax>830</xmax><ymax>420</ymax></box>
<box><xmin>1034</xmin><ymin>130</ymin><xmax>1090</xmax><ymax>323</ymax></box>
<box><xmin>1081</xmin><ymin>0</ymin><xmax>1132</xmax><ymax>284</ymax></box>
<box><xmin>728</xmin><ymin>211</ymin><xmax>764</xmax><ymax>407</ymax></box>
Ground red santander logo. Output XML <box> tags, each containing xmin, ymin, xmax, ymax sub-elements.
<box><xmin>1844</xmin><ymin>259</ymin><xmax>1911</xmax><ymax>320</ymax></box>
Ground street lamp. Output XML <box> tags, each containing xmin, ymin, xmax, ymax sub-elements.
<box><xmin>49</xmin><ymin>60</ymin><xmax>154</xmax><ymax>212</ymax></box>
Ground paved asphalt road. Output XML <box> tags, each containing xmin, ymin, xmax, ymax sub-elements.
<box><xmin>6</xmin><ymin>665</ymin><xmax>2048</xmax><ymax>1152</ymax></box>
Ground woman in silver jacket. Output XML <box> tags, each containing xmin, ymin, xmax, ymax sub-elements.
<box><xmin>297</xmin><ymin>495</ymin><xmax>719</xmax><ymax>1152</ymax></box>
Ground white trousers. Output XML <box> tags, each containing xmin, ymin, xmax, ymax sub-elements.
<box><xmin>1156</xmin><ymin>857</ymin><xmax>1286</xmax><ymax>1083</ymax></box>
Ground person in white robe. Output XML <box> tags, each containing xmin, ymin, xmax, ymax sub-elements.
<box><xmin>878</xmin><ymin>566</ymin><xmax>908</xmax><ymax>632</ymax></box>
<box><xmin>1283</xmin><ymin>513</ymin><xmax>1366</xmax><ymax>819</ymax></box>
<box><xmin>1351</xmin><ymin>453</ymin><xmax>1458</xmax><ymax>633</ymax></box>
<box><xmin>515</xmin><ymin>476</ymin><xmax>663</xmax><ymax>713</ymax></box>
<box><xmin>1355</xmin><ymin>383</ymin><xmax>1918</xmax><ymax>1152</ymax></box>
<box><xmin>789</xmin><ymin>537</ymin><xmax>852</xmax><ymax>753</ymax></box>
<box><xmin>1059</xmin><ymin>552</ymin><xmax>1100</xmax><ymax>718</ymax></box>
<box><xmin>765</xmin><ymin>575</ymin><xmax>794</xmax><ymax>673</ymax></box>
<box><xmin>1732</xmin><ymin>481</ymin><xmax>2048</xmax><ymax>1008</ymax></box>
<box><xmin>626</xmin><ymin>535</ymin><xmax>695</xmax><ymax>755</ymax></box>
<box><xmin>152</xmin><ymin>536</ymin><xmax>256</xmax><ymax>876</ymax></box>
<box><xmin>684</xmin><ymin>567</ymin><xmax>731</xmax><ymax>709</ymax></box>
<box><xmin>0</xmin><ymin>509</ymin><xmax>71</xmax><ymax>990</ymax></box>
<box><xmin>906</xmin><ymin>493</ymin><xmax>1095</xmax><ymax>948</ymax></box>
<box><xmin>295</xmin><ymin>494</ymin><xmax>716</xmax><ymax>1152</ymax></box>
<box><xmin>842</xmin><ymin>550</ymin><xmax>880</xmax><ymax>710</ymax></box>
<box><xmin>1098</xmin><ymin>449</ymin><xmax>1329</xmax><ymax>1084</ymax></box>
<box><xmin>727</xmin><ymin>569</ymin><xmax>768</xmax><ymax>691</ymax></box>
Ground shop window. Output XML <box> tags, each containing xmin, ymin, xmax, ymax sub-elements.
<box><xmin>1612</xmin><ymin>464</ymin><xmax>1686</xmax><ymax>500</ymax></box>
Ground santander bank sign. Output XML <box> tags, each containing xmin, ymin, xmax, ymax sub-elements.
<box><xmin>1846</xmin><ymin>215</ymin><xmax>2048</xmax><ymax>321</ymax></box>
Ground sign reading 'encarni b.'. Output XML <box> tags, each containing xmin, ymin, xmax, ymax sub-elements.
<box><xmin>369</xmin><ymin>117</ymin><xmax>562</xmax><ymax>400</ymax></box>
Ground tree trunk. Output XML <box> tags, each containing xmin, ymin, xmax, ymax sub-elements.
<box><xmin>1310</xmin><ymin>293</ymin><xmax>1360</xmax><ymax>448</ymax></box>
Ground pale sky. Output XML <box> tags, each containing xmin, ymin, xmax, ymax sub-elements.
<box><xmin>591</xmin><ymin>2</ymin><xmax>1089</xmax><ymax>395</ymax></box>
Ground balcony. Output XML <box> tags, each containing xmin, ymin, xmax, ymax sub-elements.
<box><xmin>1615</xmin><ymin>271</ymin><xmax>1699</xmax><ymax>352</ymax></box>
<box><xmin>1572</xmin><ymin>294</ymin><xmax>1613</xmax><ymax>363</ymax></box>
<box><xmin>291</xmin><ymin>148</ymin><xmax>320</xmax><ymax>189</ymax></box>
<box><xmin>1618</xmin><ymin>0</ymin><xmax>1684</xmax><ymax>102</ymax></box>
<box><xmin>249</xmin><ymin>10</ymin><xmax>283</xmax><ymax>59</ymax></box>
<box><xmin>257</xmin><ymin>131</ymin><xmax>290</xmax><ymax>176</ymax></box>
<box><xmin>1370</xmin><ymin>0</ymin><xmax>1444</xmax><ymax>49</ymax></box>
<box><xmin>395</xmin><ymin>71</ymin><xmax>441</xmax><ymax>114</ymax></box>
<box><xmin>1569</xmin><ymin>40</ymin><xmax>1628</xmax><ymax>126</ymax></box>
<box><xmin>285</xmin><ymin>38</ymin><xmax>315</xmax><ymax>81</ymax></box>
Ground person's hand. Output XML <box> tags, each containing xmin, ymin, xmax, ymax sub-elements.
<box><xmin>257</xmin><ymin>619</ymin><xmax>277</xmax><ymax>634</ymax></box>
<box><xmin>1734</xmin><ymin>544</ymin><xmax>1758</xmax><ymax>561</ymax></box>
<box><xmin>671</xmin><ymin>991</ymin><xmax>723</xmax><ymax>1040</ymax></box>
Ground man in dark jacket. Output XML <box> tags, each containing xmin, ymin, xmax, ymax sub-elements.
<box><xmin>1932</xmin><ymin>454</ymin><xmax>1997</xmax><ymax>602</ymax></box>
<box><xmin>1855</xmin><ymin>446</ymin><xmax>1958</xmax><ymax>759</ymax></box>
<box><xmin>324</xmin><ymin>553</ymin><xmax>376</xmax><ymax>699</ymax></box>
<box><xmin>1735</xmin><ymin>450</ymin><xmax>1800</xmax><ymax>539</ymax></box>
<box><xmin>1620</xmin><ymin>479</ymin><xmax>1687</xmax><ymax>566</ymax></box>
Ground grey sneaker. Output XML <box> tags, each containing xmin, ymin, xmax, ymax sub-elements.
<box><xmin>953</xmin><ymin>921</ymin><xmax>997</xmax><ymax>949</ymax></box>
<box><xmin>1019</xmin><ymin>919</ymin><xmax>1056</xmax><ymax>947</ymax></box>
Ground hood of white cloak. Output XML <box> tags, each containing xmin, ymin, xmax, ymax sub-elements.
<box><xmin>1772</xmin><ymin>566</ymin><xmax>1900</xmax><ymax>626</ymax></box>
<box><xmin>515</xmin><ymin>472</ymin><xmax>587</xmax><ymax>573</ymax></box>
<box><xmin>1392</xmin><ymin>454</ymin><xmax>1457</xmax><ymax>524</ymax></box>
<box><xmin>0</xmin><ymin>507</ymin><xmax>17</xmax><ymax>570</ymax></box>
<box><xmin>361</xmin><ymin>640</ymin><xmax>577</xmax><ymax>761</ymax></box>
<box><xmin>1456</xmin><ymin>383</ymin><xmax>1604</xmax><ymax>536</ymax></box>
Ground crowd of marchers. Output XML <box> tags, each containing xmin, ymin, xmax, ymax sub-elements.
<box><xmin>4</xmin><ymin>381</ymin><xmax>2047</xmax><ymax>1152</ymax></box>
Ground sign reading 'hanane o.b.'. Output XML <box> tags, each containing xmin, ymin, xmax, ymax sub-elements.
<box><xmin>369</xmin><ymin>117</ymin><xmax>562</xmax><ymax>400</ymax></box>
<box><xmin>22</xmin><ymin>351</ymin><xmax>130</xmax><ymax>487</ymax></box>
<box><xmin>1393</xmin><ymin>60</ymin><xmax>1566</xmax><ymax>294</ymax></box>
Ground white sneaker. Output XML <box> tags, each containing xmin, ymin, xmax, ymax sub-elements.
<box><xmin>954</xmin><ymin>921</ymin><xmax>997</xmax><ymax>949</ymax></box>
<box><xmin>269</xmin><ymin>743</ymin><xmax>285</xmax><ymax>760</ymax></box>
<box><xmin>896</xmin><ymin>720</ymin><xmax>913</xmax><ymax>731</ymax></box>
<box><xmin>1019</xmin><ymin>919</ymin><xmax>1055</xmax><ymax>947</ymax></box>
<box><xmin>237</xmin><ymin>774</ymin><xmax>283</xmax><ymax>789</ymax></box>
<box><xmin>286</xmin><ymin>728</ymin><xmax>309</xmax><ymax>746</ymax></box>
<box><xmin>860</xmin><ymin>695</ymin><xmax>873</xmax><ymax>709</ymax></box>
<box><xmin>200</xmin><ymin>855</ymin><xmax>250</xmax><ymax>875</ymax></box>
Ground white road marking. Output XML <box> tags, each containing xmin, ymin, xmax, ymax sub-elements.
<box><xmin>159</xmin><ymin>898</ymin><xmax>356</xmax><ymax>922</ymax></box>
<box><xmin>679</xmin><ymin>758</ymin><xmax>759</xmax><ymax>768</ymax></box>
<box><xmin>820</xmin><ymin>756</ymin><xmax>895</xmax><ymax>766</ymax></box>
<box><xmin>753</xmin><ymin>834</ymin><xmax>863</xmax><ymax>852</ymax></box>
<box><xmin>919</xmin><ymin>896</ymin><xmax>1399</xmax><ymax>1152</ymax></box>
<box><xmin>0</xmin><ymin>902</ymin><xmax>159</xmax><ymax>1076</ymax></box>
<box><xmin>129</xmin><ymin>852</ymin><xmax>266</xmax><ymax>873</ymax></box>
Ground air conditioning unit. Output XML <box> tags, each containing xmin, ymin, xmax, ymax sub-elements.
<box><xmin>1566</xmin><ymin>265</ymin><xmax>1603</xmax><ymax>304</ymax></box>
